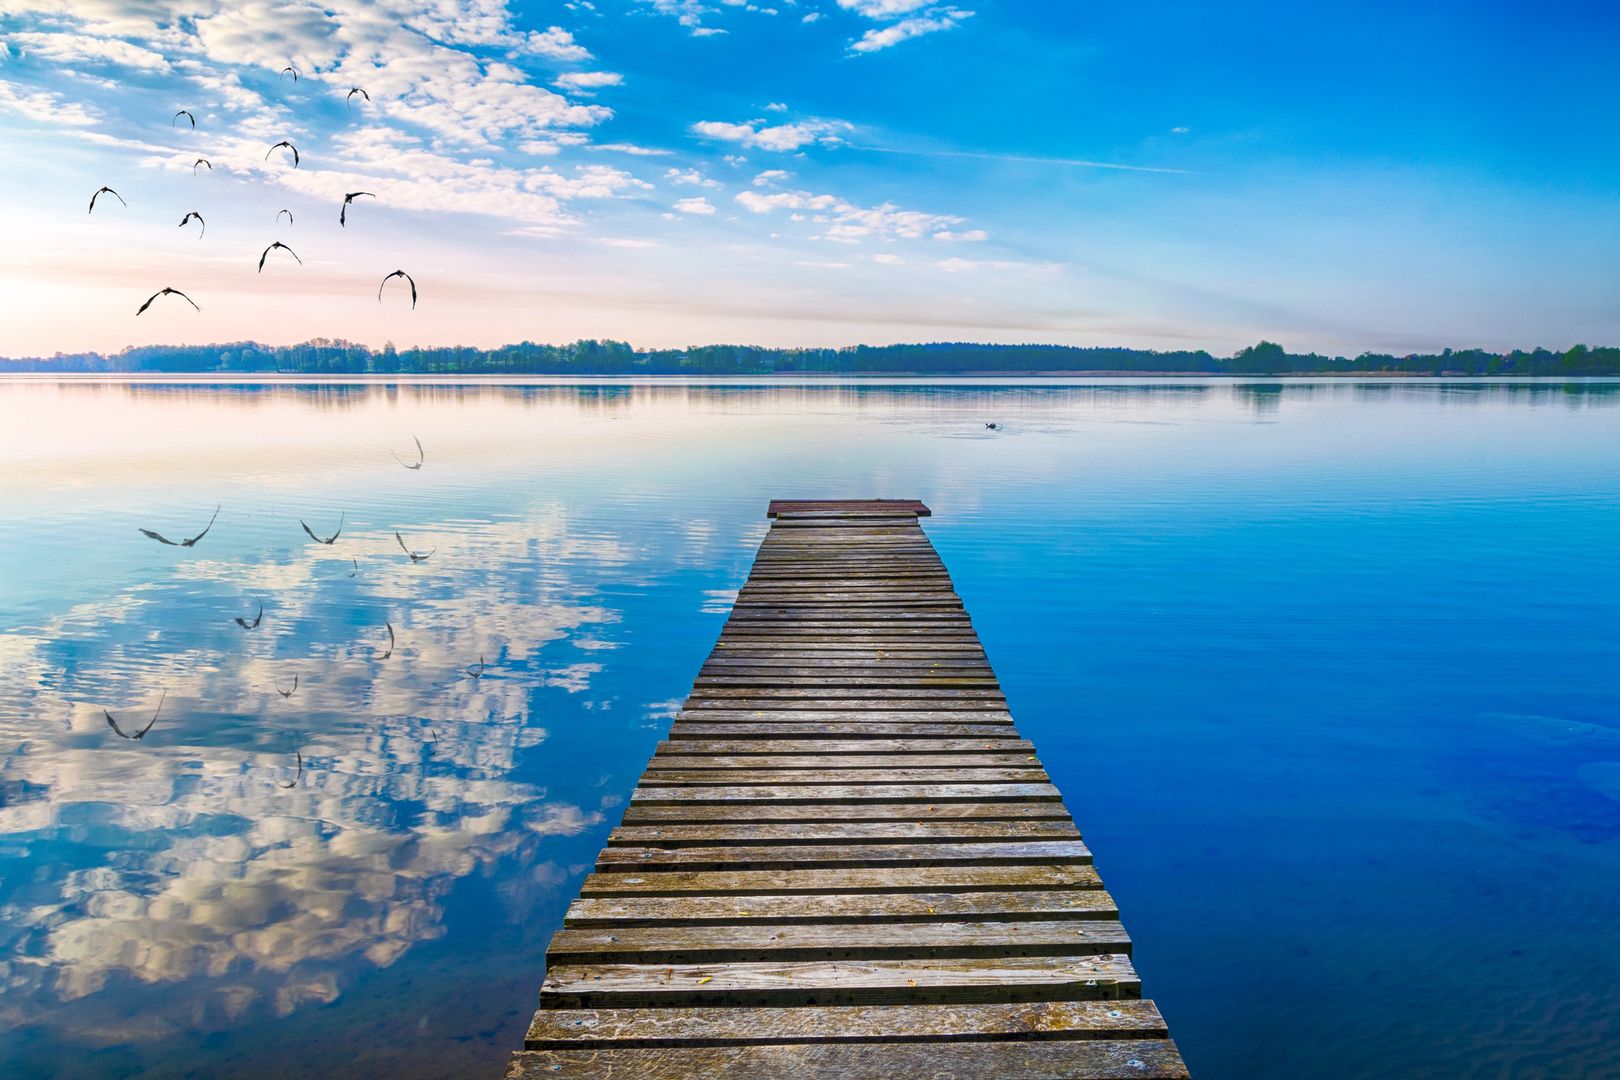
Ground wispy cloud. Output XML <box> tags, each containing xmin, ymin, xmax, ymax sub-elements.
<box><xmin>850</xmin><ymin>7</ymin><xmax>974</xmax><ymax>52</ymax></box>
<box><xmin>691</xmin><ymin>117</ymin><xmax>852</xmax><ymax>151</ymax></box>
<box><xmin>734</xmin><ymin>186</ymin><xmax>973</xmax><ymax>241</ymax></box>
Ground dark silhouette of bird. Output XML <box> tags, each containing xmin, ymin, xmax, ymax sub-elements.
<box><xmin>277</xmin><ymin>208</ymin><xmax>293</xmax><ymax>225</ymax></box>
<box><xmin>391</xmin><ymin>434</ymin><xmax>423</xmax><ymax>470</ymax></box>
<box><xmin>179</xmin><ymin>211</ymin><xmax>204</xmax><ymax>238</ymax></box>
<box><xmin>88</xmin><ymin>186</ymin><xmax>126</xmax><ymax>214</ymax></box>
<box><xmin>300</xmin><ymin>512</ymin><xmax>343</xmax><ymax>544</ymax></box>
<box><xmin>380</xmin><ymin>621</ymin><xmax>395</xmax><ymax>659</ymax></box>
<box><xmin>266</xmin><ymin>140</ymin><xmax>300</xmax><ymax>167</ymax></box>
<box><xmin>234</xmin><ymin>603</ymin><xmax>264</xmax><ymax>630</ymax></box>
<box><xmin>346</xmin><ymin>87</ymin><xmax>369</xmax><ymax>105</ymax></box>
<box><xmin>173</xmin><ymin>109</ymin><xmax>195</xmax><ymax>128</ymax></box>
<box><xmin>467</xmin><ymin>656</ymin><xmax>486</xmax><ymax>679</ymax></box>
<box><xmin>281</xmin><ymin>65</ymin><xmax>299</xmax><ymax>83</ymax></box>
<box><xmin>136</xmin><ymin>287</ymin><xmax>201</xmax><ymax>315</ymax></box>
<box><xmin>138</xmin><ymin>505</ymin><xmax>217</xmax><ymax>546</ymax></box>
<box><xmin>985</xmin><ymin>422</ymin><xmax>1002</xmax><ymax>430</ymax></box>
<box><xmin>276</xmin><ymin>749</ymin><xmax>302</xmax><ymax>788</ymax></box>
<box><xmin>396</xmin><ymin>532</ymin><xmax>434</xmax><ymax>563</ymax></box>
<box><xmin>378</xmin><ymin>270</ymin><xmax>416</xmax><ymax>308</ymax></box>
<box><xmin>193</xmin><ymin>158</ymin><xmax>211</xmax><ymax>174</ymax></box>
<box><xmin>340</xmin><ymin>191</ymin><xmax>374</xmax><ymax>227</ymax></box>
<box><xmin>277</xmin><ymin>676</ymin><xmax>298</xmax><ymax>699</ymax></box>
<box><xmin>349</xmin><ymin>558</ymin><xmax>359</xmax><ymax>578</ymax></box>
<box><xmin>258</xmin><ymin>242</ymin><xmax>302</xmax><ymax>273</ymax></box>
<box><xmin>105</xmin><ymin>691</ymin><xmax>166</xmax><ymax>741</ymax></box>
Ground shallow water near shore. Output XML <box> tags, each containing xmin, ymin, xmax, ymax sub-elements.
<box><xmin>1</xmin><ymin>377</ymin><xmax>1618</xmax><ymax>1079</ymax></box>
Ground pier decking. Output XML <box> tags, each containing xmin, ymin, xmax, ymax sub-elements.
<box><xmin>507</xmin><ymin>500</ymin><xmax>1187</xmax><ymax>1078</ymax></box>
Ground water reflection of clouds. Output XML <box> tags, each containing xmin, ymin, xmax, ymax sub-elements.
<box><xmin>0</xmin><ymin>500</ymin><xmax>628</xmax><ymax>1042</ymax></box>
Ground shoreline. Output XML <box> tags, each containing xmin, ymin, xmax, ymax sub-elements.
<box><xmin>4</xmin><ymin>371</ymin><xmax>1619</xmax><ymax>383</ymax></box>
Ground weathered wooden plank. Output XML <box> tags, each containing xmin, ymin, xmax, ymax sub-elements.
<box><xmin>646</xmin><ymin>753</ymin><xmax>1041</xmax><ymax>770</ymax></box>
<box><xmin>563</xmin><ymin>889</ymin><xmax>1118</xmax><ymax>928</ymax></box>
<box><xmin>607</xmin><ymin>820</ymin><xmax>1078</xmax><ymax>846</ymax></box>
<box><xmin>579</xmin><ymin>864</ymin><xmax>1103</xmax><ymax>897</ymax></box>
<box><xmin>666</xmin><ymin>723</ymin><xmax>1019</xmax><ymax>739</ymax></box>
<box><xmin>526</xmin><ymin>999</ymin><xmax>1169</xmax><ymax>1049</ymax></box>
<box><xmin>636</xmin><ymin>769</ymin><xmax>1048</xmax><ymax>786</ymax></box>
<box><xmin>508</xmin><ymin>1041</ymin><xmax>1187</xmax><ymax>1078</ymax></box>
<box><xmin>652</xmin><ymin>739</ymin><xmax>1033</xmax><ymax>755</ymax></box>
<box><xmin>595</xmin><ymin>840</ymin><xmax>1091</xmax><ymax>871</ymax></box>
<box><xmin>691</xmin><ymin>677</ymin><xmax>1002</xmax><ymax>690</ymax></box>
<box><xmin>619</xmin><ymin>801</ymin><xmax>1074</xmax><ymax>824</ymax></box>
<box><xmin>631</xmin><ymin>783</ymin><xmax>1062</xmax><ymax>804</ymax></box>
<box><xmin>540</xmin><ymin>954</ymin><xmax>1140</xmax><ymax>1009</ymax></box>
<box><xmin>546</xmin><ymin>920</ymin><xmax>1130</xmax><ymax>965</ymax></box>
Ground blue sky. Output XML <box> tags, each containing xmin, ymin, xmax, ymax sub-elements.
<box><xmin>0</xmin><ymin>0</ymin><xmax>1616</xmax><ymax>356</ymax></box>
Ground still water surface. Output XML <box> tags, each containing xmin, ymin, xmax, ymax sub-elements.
<box><xmin>1</xmin><ymin>378</ymin><xmax>1618</xmax><ymax>1078</ymax></box>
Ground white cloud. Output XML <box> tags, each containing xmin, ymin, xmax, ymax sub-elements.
<box><xmin>0</xmin><ymin>79</ymin><xmax>101</xmax><ymax>127</ymax></box>
<box><xmin>734</xmin><ymin>186</ymin><xmax>970</xmax><ymax>241</ymax></box>
<box><xmin>691</xmin><ymin>117</ymin><xmax>851</xmax><ymax>152</ymax></box>
<box><xmin>673</xmin><ymin>196</ymin><xmax>717</xmax><ymax>214</ymax></box>
<box><xmin>764</xmin><ymin>101</ymin><xmax>788</xmax><ymax>112</ymax></box>
<box><xmin>837</xmin><ymin>0</ymin><xmax>932</xmax><ymax>16</ymax></box>
<box><xmin>1171</xmin><ymin>126</ymin><xmax>1190</xmax><ymax>135</ymax></box>
<box><xmin>795</xmin><ymin>260</ymin><xmax>850</xmax><ymax>269</ymax></box>
<box><xmin>666</xmin><ymin>167</ymin><xmax>721</xmax><ymax>188</ymax></box>
<box><xmin>933</xmin><ymin>228</ymin><xmax>987</xmax><ymax>242</ymax></box>
<box><xmin>872</xmin><ymin>252</ymin><xmax>903</xmax><ymax>264</ymax></box>
<box><xmin>7</xmin><ymin>30</ymin><xmax>173</xmax><ymax>71</ymax></box>
<box><xmin>592</xmin><ymin>142</ymin><xmax>673</xmax><ymax>156</ymax></box>
<box><xmin>752</xmin><ymin>169</ymin><xmax>790</xmax><ymax>185</ymax></box>
<box><xmin>801</xmin><ymin>10</ymin><xmax>821</xmax><ymax>21</ymax></box>
<box><xmin>850</xmin><ymin>7</ymin><xmax>973</xmax><ymax>52</ymax></box>
<box><xmin>554</xmin><ymin>71</ymin><xmax>623</xmax><ymax>92</ymax></box>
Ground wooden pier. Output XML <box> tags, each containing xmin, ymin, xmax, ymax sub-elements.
<box><xmin>507</xmin><ymin>500</ymin><xmax>1187</xmax><ymax>1078</ymax></box>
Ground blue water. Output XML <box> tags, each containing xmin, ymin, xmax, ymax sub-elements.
<box><xmin>1</xmin><ymin>378</ymin><xmax>1617</xmax><ymax>1078</ymax></box>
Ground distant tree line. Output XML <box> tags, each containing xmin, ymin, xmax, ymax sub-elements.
<box><xmin>4</xmin><ymin>338</ymin><xmax>1618</xmax><ymax>376</ymax></box>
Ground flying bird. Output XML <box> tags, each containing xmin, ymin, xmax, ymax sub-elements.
<box><xmin>138</xmin><ymin>504</ymin><xmax>218</xmax><ymax>546</ymax></box>
<box><xmin>276</xmin><ymin>749</ymin><xmax>303</xmax><ymax>789</ymax></box>
<box><xmin>378</xmin><ymin>270</ymin><xmax>416</xmax><ymax>309</ymax></box>
<box><xmin>391</xmin><ymin>434</ymin><xmax>424</xmax><ymax>470</ymax></box>
<box><xmin>88</xmin><ymin>186</ymin><xmax>126</xmax><ymax>214</ymax></box>
<box><xmin>234</xmin><ymin>603</ymin><xmax>264</xmax><ymax>630</ymax></box>
<box><xmin>172</xmin><ymin>109</ymin><xmax>195</xmax><ymax>128</ymax></box>
<box><xmin>281</xmin><ymin>65</ymin><xmax>299</xmax><ymax>82</ymax></box>
<box><xmin>277</xmin><ymin>208</ymin><xmax>293</xmax><ymax>225</ymax></box>
<box><xmin>258</xmin><ymin>241</ymin><xmax>302</xmax><ymax>273</ymax></box>
<box><xmin>395</xmin><ymin>532</ymin><xmax>434</xmax><ymax>563</ymax></box>
<box><xmin>340</xmin><ymin>191</ymin><xmax>374</xmax><ymax>227</ymax></box>
<box><xmin>277</xmin><ymin>675</ymin><xmax>299</xmax><ymax>699</ymax></box>
<box><xmin>346</xmin><ymin>87</ymin><xmax>369</xmax><ymax>105</ymax></box>
<box><xmin>266</xmin><ymin>140</ymin><xmax>300</xmax><ymax>167</ymax></box>
<box><xmin>379</xmin><ymin>621</ymin><xmax>395</xmax><ymax>659</ymax></box>
<box><xmin>136</xmin><ymin>287</ymin><xmax>200</xmax><ymax>316</ymax></box>
<box><xmin>193</xmin><ymin>158</ymin><xmax>211</xmax><ymax>174</ymax></box>
<box><xmin>466</xmin><ymin>656</ymin><xmax>486</xmax><ymax>679</ymax></box>
<box><xmin>178</xmin><ymin>211</ymin><xmax>204</xmax><ymax>238</ymax></box>
<box><xmin>105</xmin><ymin>691</ymin><xmax>166</xmax><ymax>741</ymax></box>
<box><xmin>349</xmin><ymin>557</ymin><xmax>359</xmax><ymax>578</ymax></box>
<box><xmin>299</xmin><ymin>512</ymin><xmax>343</xmax><ymax>544</ymax></box>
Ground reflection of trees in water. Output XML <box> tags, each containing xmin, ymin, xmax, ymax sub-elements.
<box><xmin>0</xmin><ymin>512</ymin><xmax>627</xmax><ymax>1041</ymax></box>
<box><xmin>72</xmin><ymin>377</ymin><xmax>1620</xmax><ymax>425</ymax></box>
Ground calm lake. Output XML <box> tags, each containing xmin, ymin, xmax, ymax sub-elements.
<box><xmin>1</xmin><ymin>377</ymin><xmax>1618</xmax><ymax>1078</ymax></box>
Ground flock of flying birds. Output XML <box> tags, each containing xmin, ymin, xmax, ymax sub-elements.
<box><xmin>104</xmin><ymin>432</ymin><xmax>464</xmax><ymax>788</ymax></box>
<box><xmin>88</xmin><ymin>71</ymin><xmax>418</xmax><ymax>316</ymax></box>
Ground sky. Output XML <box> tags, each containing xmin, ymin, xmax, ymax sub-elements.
<box><xmin>0</xmin><ymin>0</ymin><xmax>1616</xmax><ymax>358</ymax></box>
